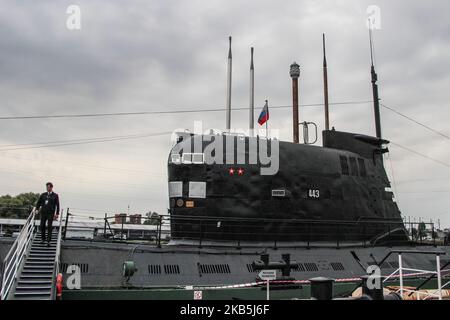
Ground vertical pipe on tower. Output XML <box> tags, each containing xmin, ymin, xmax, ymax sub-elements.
<box><xmin>226</xmin><ymin>36</ymin><xmax>232</xmax><ymax>131</ymax></box>
<box><xmin>249</xmin><ymin>47</ymin><xmax>255</xmax><ymax>136</ymax></box>
<box><xmin>290</xmin><ymin>62</ymin><xmax>300</xmax><ymax>143</ymax></box>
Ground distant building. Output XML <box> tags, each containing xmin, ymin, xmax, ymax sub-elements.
<box><xmin>129</xmin><ymin>214</ymin><xmax>142</xmax><ymax>225</ymax></box>
<box><xmin>114</xmin><ymin>213</ymin><xmax>127</xmax><ymax>224</ymax></box>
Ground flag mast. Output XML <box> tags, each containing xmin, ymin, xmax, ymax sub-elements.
<box><xmin>265</xmin><ymin>100</ymin><xmax>268</xmax><ymax>138</ymax></box>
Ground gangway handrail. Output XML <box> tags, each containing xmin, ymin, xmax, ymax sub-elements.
<box><xmin>382</xmin><ymin>250</ymin><xmax>448</xmax><ymax>300</ymax></box>
<box><xmin>51</xmin><ymin>211</ymin><xmax>64</xmax><ymax>300</ymax></box>
<box><xmin>410</xmin><ymin>261</ymin><xmax>450</xmax><ymax>296</ymax></box>
<box><xmin>0</xmin><ymin>208</ymin><xmax>36</xmax><ymax>300</ymax></box>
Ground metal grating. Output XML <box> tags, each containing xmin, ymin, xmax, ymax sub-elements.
<box><xmin>198</xmin><ymin>264</ymin><xmax>231</xmax><ymax>274</ymax></box>
<box><xmin>292</xmin><ymin>263</ymin><xmax>306</xmax><ymax>272</ymax></box>
<box><xmin>148</xmin><ymin>265</ymin><xmax>162</xmax><ymax>274</ymax></box>
<box><xmin>358</xmin><ymin>158</ymin><xmax>367</xmax><ymax>176</ymax></box>
<box><xmin>304</xmin><ymin>262</ymin><xmax>319</xmax><ymax>272</ymax></box>
<box><xmin>330</xmin><ymin>262</ymin><xmax>345</xmax><ymax>271</ymax></box>
<box><xmin>164</xmin><ymin>264</ymin><xmax>180</xmax><ymax>274</ymax></box>
<box><xmin>340</xmin><ymin>156</ymin><xmax>349</xmax><ymax>175</ymax></box>
<box><xmin>60</xmin><ymin>262</ymin><xmax>89</xmax><ymax>274</ymax></box>
<box><xmin>349</xmin><ymin>157</ymin><xmax>358</xmax><ymax>176</ymax></box>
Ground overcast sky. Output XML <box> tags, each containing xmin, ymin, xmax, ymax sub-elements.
<box><xmin>0</xmin><ymin>0</ymin><xmax>449</xmax><ymax>227</ymax></box>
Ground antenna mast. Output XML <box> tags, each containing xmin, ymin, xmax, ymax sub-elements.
<box><xmin>226</xmin><ymin>36</ymin><xmax>232</xmax><ymax>131</ymax></box>
<box><xmin>249</xmin><ymin>47</ymin><xmax>254</xmax><ymax>136</ymax></box>
<box><xmin>323</xmin><ymin>33</ymin><xmax>330</xmax><ymax>131</ymax></box>
<box><xmin>369</xmin><ymin>26</ymin><xmax>382</xmax><ymax>139</ymax></box>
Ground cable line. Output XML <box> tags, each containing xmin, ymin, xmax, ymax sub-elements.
<box><xmin>0</xmin><ymin>100</ymin><xmax>372</xmax><ymax>120</ymax></box>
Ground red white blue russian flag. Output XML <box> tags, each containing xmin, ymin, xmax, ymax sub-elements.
<box><xmin>258</xmin><ymin>100</ymin><xmax>269</xmax><ymax>125</ymax></box>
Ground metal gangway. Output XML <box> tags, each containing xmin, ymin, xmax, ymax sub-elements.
<box><xmin>0</xmin><ymin>208</ymin><xmax>62</xmax><ymax>300</ymax></box>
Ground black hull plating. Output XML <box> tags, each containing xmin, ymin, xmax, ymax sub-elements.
<box><xmin>168</xmin><ymin>130</ymin><xmax>407</xmax><ymax>243</ymax></box>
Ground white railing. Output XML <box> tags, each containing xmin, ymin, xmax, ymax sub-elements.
<box><xmin>384</xmin><ymin>252</ymin><xmax>449</xmax><ymax>300</ymax></box>
<box><xmin>51</xmin><ymin>212</ymin><xmax>63</xmax><ymax>299</ymax></box>
<box><xmin>0</xmin><ymin>208</ymin><xmax>36</xmax><ymax>300</ymax></box>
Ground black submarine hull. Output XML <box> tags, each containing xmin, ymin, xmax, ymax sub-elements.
<box><xmin>168</xmin><ymin>130</ymin><xmax>407</xmax><ymax>244</ymax></box>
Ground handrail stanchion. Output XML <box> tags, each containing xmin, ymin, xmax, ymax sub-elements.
<box><xmin>52</xmin><ymin>211</ymin><xmax>63</xmax><ymax>300</ymax></box>
<box><xmin>63</xmin><ymin>208</ymin><xmax>70</xmax><ymax>240</ymax></box>
<box><xmin>157</xmin><ymin>216</ymin><xmax>162</xmax><ymax>248</ymax></box>
<box><xmin>398</xmin><ymin>253</ymin><xmax>403</xmax><ymax>297</ymax></box>
<box><xmin>103</xmin><ymin>213</ymin><xmax>107</xmax><ymax>238</ymax></box>
<box><xmin>436</xmin><ymin>254</ymin><xmax>442</xmax><ymax>300</ymax></box>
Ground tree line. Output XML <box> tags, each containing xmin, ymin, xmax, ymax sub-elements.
<box><xmin>0</xmin><ymin>193</ymin><xmax>40</xmax><ymax>218</ymax></box>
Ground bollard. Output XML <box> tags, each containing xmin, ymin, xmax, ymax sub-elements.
<box><xmin>360</xmin><ymin>275</ymin><xmax>384</xmax><ymax>300</ymax></box>
<box><xmin>309</xmin><ymin>277</ymin><xmax>335</xmax><ymax>300</ymax></box>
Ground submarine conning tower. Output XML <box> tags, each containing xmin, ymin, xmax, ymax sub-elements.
<box><xmin>322</xmin><ymin>129</ymin><xmax>389</xmax><ymax>166</ymax></box>
<box><xmin>166</xmin><ymin>39</ymin><xmax>408</xmax><ymax>245</ymax></box>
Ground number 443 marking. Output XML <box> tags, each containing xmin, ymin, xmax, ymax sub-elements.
<box><xmin>308</xmin><ymin>189</ymin><xmax>320</xmax><ymax>198</ymax></box>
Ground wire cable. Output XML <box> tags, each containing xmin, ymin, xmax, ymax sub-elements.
<box><xmin>390</xmin><ymin>141</ymin><xmax>450</xmax><ymax>169</ymax></box>
<box><xmin>0</xmin><ymin>131</ymin><xmax>172</xmax><ymax>151</ymax></box>
<box><xmin>0</xmin><ymin>100</ymin><xmax>372</xmax><ymax>120</ymax></box>
<box><xmin>381</xmin><ymin>103</ymin><xmax>450</xmax><ymax>140</ymax></box>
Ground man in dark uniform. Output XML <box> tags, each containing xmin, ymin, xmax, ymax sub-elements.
<box><xmin>35</xmin><ymin>182</ymin><xmax>60</xmax><ymax>246</ymax></box>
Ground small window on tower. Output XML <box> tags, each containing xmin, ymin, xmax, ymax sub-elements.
<box><xmin>189</xmin><ymin>181</ymin><xmax>206</xmax><ymax>198</ymax></box>
<box><xmin>170</xmin><ymin>153</ymin><xmax>181</xmax><ymax>164</ymax></box>
<box><xmin>349</xmin><ymin>157</ymin><xmax>358</xmax><ymax>176</ymax></box>
<box><xmin>340</xmin><ymin>156</ymin><xmax>349</xmax><ymax>175</ymax></box>
<box><xmin>192</xmin><ymin>153</ymin><xmax>204</xmax><ymax>164</ymax></box>
<box><xmin>182</xmin><ymin>153</ymin><xmax>193</xmax><ymax>164</ymax></box>
<box><xmin>358</xmin><ymin>158</ymin><xmax>367</xmax><ymax>177</ymax></box>
<box><xmin>169</xmin><ymin>181</ymin><xmax>183</xmax><ymax>198</ymax></box>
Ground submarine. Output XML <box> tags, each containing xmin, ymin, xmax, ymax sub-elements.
<box><xmin>167</xmin><ymin>35</ymin><xmax>406</xmax><ymax>246</ymax></box>
<box><xmin>1</xmin><ymin>35</ymin><xmax>448</xmax><ymax>300</ymax></box>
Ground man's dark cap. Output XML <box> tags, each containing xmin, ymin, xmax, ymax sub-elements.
<box><xmin>46</xmin><ymin>182</ymin><xmax>53</xmax><ymax>187</ymax></box>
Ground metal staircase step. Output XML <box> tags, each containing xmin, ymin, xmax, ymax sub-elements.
<box><xmin>25</xmin><ymin>261</ymin><xmax>55</xmax><ymax>265</ymax></box>
<box><xmin>27</xmin><ymin>257</ymin><xmax>55</xmax><ymax>262</ymax></box>
<box><xmin>21</xmin><ymin>269</ymin><xmax>54</xmax><ymax>275</ymax></box>
<box><xmin>29</xmin><ymin>254</ymin><xmax>56</xmax><ymax>257</ymax></box>
<box><xmin>32</xmin><ymin>241</ymin><xmax>57</xmax><ymax>244</ymax></box>
<box><xmin>23</xmin><ymin>266</ymin><xmax>54</xmax><ymax>270</ymax></box>
<box><xmin>14</xmin><ymin>290</ymin><xmax>51</xmax><ymax>297</ymax></box>
<box><xmin>30</xmin><ymin>250</ymin><xmax>56</xmax><ymax>254</ymax></box>
<box><xmin>31</xmin><ymin>242</ymin><xmax>56</xmax><ymax>249</ymax></box>
<box><xmin>19</xmin><ymin>274</ymin><xmax>53</xmax><ymax>279</ymax></box>
<box><xmin>31</xmin><ymin>246</ymin><xmax>57</xmax><ymax>250</ymax></box>
<box><xmin>15</xmin><ymin>285</ymin><xmax>52</xmax><ymax>291</ymax></box>
<box><xmin>18</xmin><ymin>279</ymin><xmax>52</xmax><ymax>285</ymax></box>
<box><xmin>28</xmin><ymin>256</ymin><xmax>55</xmax><ymax>260</ymax></box>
